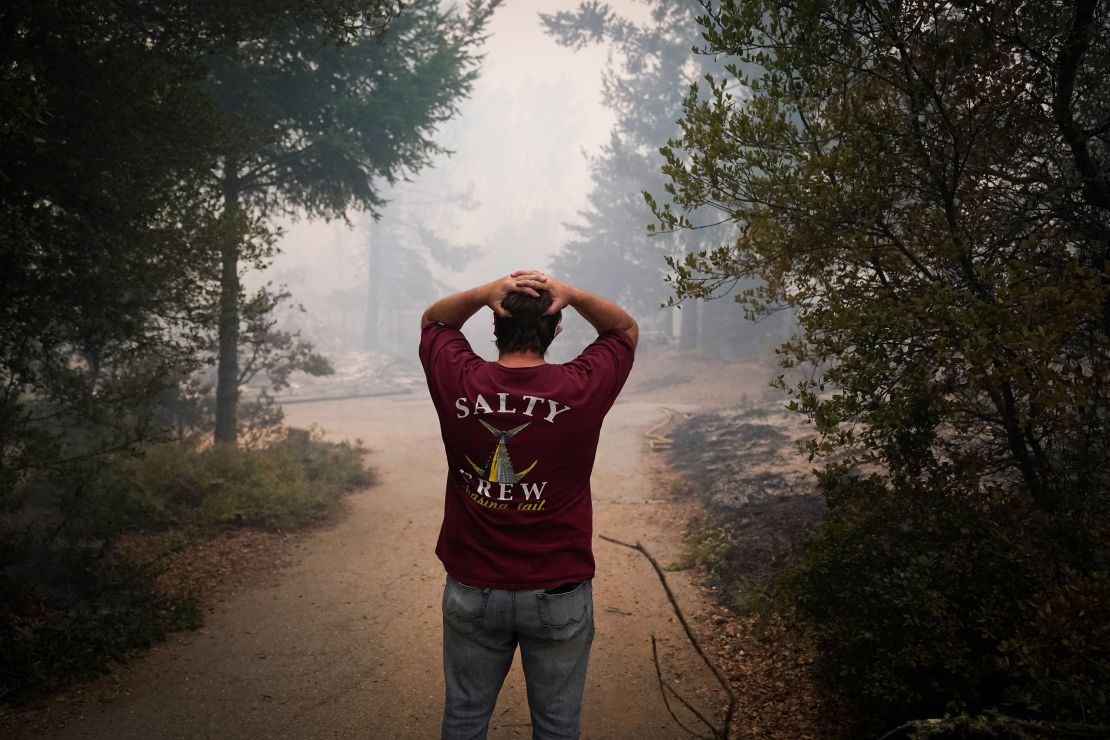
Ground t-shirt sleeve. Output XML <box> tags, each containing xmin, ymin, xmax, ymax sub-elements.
<box><xmin>565</xmin><ymin>328</ymin><xmax>636</xmax><ymax>403</ymax></box>
<box><xmin>419</xmin><ymin>322</ymin><xmax>480</xmax><ymax>384</ymax></box>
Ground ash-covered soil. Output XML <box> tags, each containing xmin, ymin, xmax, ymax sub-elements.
<box><xmin>648</xmin><ymin>375</ymin><xmax>848</xmax><ymax>738</ymax></box>
<box><xmin>667</xmin><ymin>402</ymin><xmax>826</xmax><ymax>602</ymax></box>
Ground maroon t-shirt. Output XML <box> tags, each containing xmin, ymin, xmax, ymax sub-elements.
<box><xmin>419</xmin><ymin>322</ymin><xmax>635</xmax><ymax>590</ymax></box>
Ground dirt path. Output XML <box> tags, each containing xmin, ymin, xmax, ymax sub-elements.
<box><xmin>7</xmin><ymin>368</ymin><xmax>745</xmax><ymax>739</ymax></box>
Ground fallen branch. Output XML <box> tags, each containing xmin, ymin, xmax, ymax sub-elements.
<box><xmin>652</xmin><ymin>635</ymin><xmax>719</xmax><ymax>740</ymax></box>
<box><xmin>600</xmin><ymin>533</ymin><xmax>738</xmax><ymax>740</ymax></box>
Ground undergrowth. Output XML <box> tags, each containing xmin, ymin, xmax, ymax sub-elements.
<box><xmin>0</xmin><ymin>427</ymin><xmax>373</xmax><ymax>705</ymax></box>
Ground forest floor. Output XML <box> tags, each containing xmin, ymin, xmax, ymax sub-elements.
<box><xmin>0</xmin><ymin>344</ymin><xmax>842</xmax><ymax>739</ymax></box>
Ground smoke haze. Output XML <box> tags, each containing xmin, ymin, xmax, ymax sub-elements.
<box><xmin>249</xmin><ymin>1</ymin><xmax>661</xmax><ymax>362</ymax></box>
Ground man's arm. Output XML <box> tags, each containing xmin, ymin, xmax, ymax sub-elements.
<box><xmin>420</xmin><ymin>272</ymin><xmax>545</xmax><ymax>329</ymax></box>
<box><xmin>513</xmin><ymin>271</ymin><xmax>639</xmax><ymax>348</ymax></box>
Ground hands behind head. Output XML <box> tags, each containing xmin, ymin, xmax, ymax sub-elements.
<box><xmin>509</xmin><ymin>270</ymin><xmax>571</xmax><ymax>316</ymax></box>
<box><xmin>483</xmin><ymin>271</ymin><xmax>539</xmax><ymax>317</ymax></box>
<box><xmin>487</xmin><ymin>269</ymin><xmax>563</xmax><ymax>317</ymax></box>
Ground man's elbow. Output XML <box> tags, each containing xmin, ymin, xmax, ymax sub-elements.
<box><xmin>625</xmin><ymin>321</ymin><xmax>639</xmax><ymax>349</ymax></box>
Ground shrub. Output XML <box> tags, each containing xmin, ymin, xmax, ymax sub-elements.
<box><xmin>0</xmin><ymin>549</ymin><xmax>201</xmax><ymax>703</ymax></box>
<box><xmin>782</xmin><ymin>469</ymin><xmax>1109</xmax><ymax>734</ymax></box>
<box><xmin>0</xmin><ymin>428</ymin><xmax>372</xmax><ymax>705</ymax></box>
<box><xmin>107</xmin><ymin>429</ymin><xmax>373</xmax><ymax>530</ymax></box>
<box><xmin>1000</xmin><ymin>568</ymin><xmax>1110</xmax><ymax>721</ymax></box>
<box><xmin>677</xmin><ymin>518</ymin><xmax>734</xmax><ymax>574</ymax></box>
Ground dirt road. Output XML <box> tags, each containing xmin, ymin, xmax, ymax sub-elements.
<box><xmin>7</xmin><ymin>366</ymin><xmax>745</xmax><ymax>739</ymax></box>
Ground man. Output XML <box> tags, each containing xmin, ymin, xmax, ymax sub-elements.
<box><xmin>418</xmin><ymin>270</ymin><xmax>637</xmax><ymax>740</ymax></box>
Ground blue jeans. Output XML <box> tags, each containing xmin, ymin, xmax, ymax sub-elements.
<box><xmin>441</xmin><ymin>574</ymin><xmax>595</xmax><ymax>740</ymax></box>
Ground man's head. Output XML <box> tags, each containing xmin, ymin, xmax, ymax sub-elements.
<box><xmin>494</xmin><ymin>291</ymin><xmax>562</xmax><ymax>356</ymax></box>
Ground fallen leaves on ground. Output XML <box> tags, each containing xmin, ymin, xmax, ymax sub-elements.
<box><xmin>114</xmin><ymin>527</ymin><xmax>302</xmax><ymax>608</ymax></box>
<box><xmin>694</xmin><ymin>596</ymin><xmax>850</xmax><ymax>739</ymax></box>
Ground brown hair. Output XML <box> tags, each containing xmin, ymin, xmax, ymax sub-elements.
<box><xmin>494</xmin><ymin>291</ymin><xmax>562</xmax><ymax>355</ymax></box>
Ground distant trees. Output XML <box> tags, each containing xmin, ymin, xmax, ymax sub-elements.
<box><xmin>542</xmin><ymin>1</ymin><xmax>736</xmax><ymax>349</ymax></box>
<box><xmin>206</xmin><ymin>0</ymin><xmax>498</xmax><ymax>443</ymax></box>
<box><xmin>362</xmin><ymin>185</ymin><xmax>481</xmax><ymax>354</ymax></box>
<box><xmin>655</xmin><ymin>0</ymin><xmax>1109</xmax><ymax>731</ymax></box>
<box><xmin>1</xmin><ymin>0</ymin><xmax>498</xmax><ymax>699</ymax></box>
<box><xmin>0</xmin><ymin>0</ymin><xmax>499</xmax><ymax>478</ymax></box>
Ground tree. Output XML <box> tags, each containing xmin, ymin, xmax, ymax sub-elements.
<box><xmin>539</xmin><ymin>3</ymin><xmax>703</xmax><ymax>341</ymax></box>
<box><xmin>655</xmin><ymin>0</ymin><xmax>1109</xmax><ymax>514</ymax></box>
<box><xmin>154</xmin><ymin>284</ymin><xmax>335</xmax><ymax>446</ymax></box>
<box><xmin>1</xmin><ymin>0</ymin><xmax>425</xmax><ymax>496</ymax></box>
<box><xmin>543</xmin><ymin>1</ymin><xmax>785</xmax><ymax>351</ymax></box>
<box><xmin>204</xmin><ymin>0</ymin><xmax>499</xmax><ymax>444</ymax></box>
<box><xmin>363</xmin><ymin>184</ymin><xmax>481</xmax><ymax>355</ymax></box>
<box><xmin>1</xmin><ymin>0</ymin><xmax>240</xmax><ymax>498</ymax></box>
<box><xmin>652</xmin><ymin>0</ymin><xmax>1110</xmax><ymax>727</ymax></box>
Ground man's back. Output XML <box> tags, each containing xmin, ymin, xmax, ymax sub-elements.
<box><xmin>420</xmin><ymin>322</ymin><xmax>635</xmax><ymax>589</ymax></box>
<box><xmin>418</xmin><ymin>272</ymin><xmax>637</xmax><ymax>740</ymax></box>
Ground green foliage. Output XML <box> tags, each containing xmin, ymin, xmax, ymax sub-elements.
<box><xmin>107</xmin><ymin>430</ymin><xmax>372</xmax><ymax>530</ymax></box>
<box><xmin>2</xmin><ymin>0</ymin><xmax>219</xmax><ymax>498</ymax></box>
<box><xmin>727</xmin><ymin>574</ymin><xmax>778</xmax><ymax>619</ymax></box>
<box><xmin>1000</xmin><ymin>568</ymin><xmax>1110</xmax><ymax>720</ymax></box>
<box><xmin>653</xmin><ymin>0</ymin><xmax>1110</xmax><ymax>507</ymax></box>
<box><xmin>0</xmin><ymin>429</ymin><xmax>371</xmax><ymax>703</ymax></box>
<box><xmin>676</xmin><ymin>517</ymin><xmax>735</xmax><ymax>573</ymax></box>
<box><xmin>0</xmin><ymin>0</ymin><xmax>397</xmax><ymax>486</ymax></box>
<box><xmin>783</xmin><ymin>469</ymin><xmax>1109</xmax><ymax>733</ymax></box>
<box><xmin>116</xmin><ymin>441</ymin><xmax>311</xmax><ymax>529</ymax></box>
<box><xmin>209</xmin><ymin>0</ymin><xmax>498</xmax><ymax>220</ymax></box>
<box><xmin>654</xmin><ymin>0</ymin><xmax>1110</xmax><ymax>730</ymax></box>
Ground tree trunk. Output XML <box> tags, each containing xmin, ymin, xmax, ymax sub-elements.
<box><xmin>363</xmin><ymin>221</ymin><xmax>381</xmax><ymax>351</ymax></box>
<box><xmin>214</xmin><ymin>162</ymin><xmax>241</xmax><ymax>445</ymax></box>
<box><xmin>986</xmin><ymin>376</ymin><xmax>1055</xmax><ymax>513</ymax></box>
<box><xmin>679</xmin><ymin>300</ymin><xmax>700</xmax><ymax>350</ymax></box>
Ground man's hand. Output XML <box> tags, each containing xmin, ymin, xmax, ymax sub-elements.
<box><xmin>421</xmin><ymin>272</ymin><xmax>549</xmax><ymax>329</ymax></box>
<box><xmin>510</xmin><ymin>270</ymin><xmax>574</xmax><ymax>315</ymax></box>
<box><xmin>509</xmin><ymin>270</ymin><xmax>638</xmax><ymax>346</ymax></box>
<box><xmin>488</xmin><ymin>271</ymin><xmax>544</xmax><ymax>317</ymax></box>
<box><xmin>420</xmin><ymin>271</ymin><xmax>636</xmax><ymax>345</ymax></box>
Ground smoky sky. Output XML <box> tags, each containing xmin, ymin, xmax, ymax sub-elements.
<box><xmin>246</xmin><ymin>1</ymin><xmax>663</xmax><ymax>359</ymax></box>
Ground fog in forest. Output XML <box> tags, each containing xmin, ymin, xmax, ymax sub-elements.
<box><xmin>247</xmin><ymin>0</ymin><xmax>789</xmax><ymax>373</ymax></box>
<box><xmin>6</xmin><ymin>0</ymin><xmax>1109</xmax><ymax>732</ymax></box>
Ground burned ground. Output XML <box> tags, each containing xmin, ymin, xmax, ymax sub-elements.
<box><xmin>666</xmin><ymin>403</ymin><xmax>826</xmax><ymax>608</ymax></box>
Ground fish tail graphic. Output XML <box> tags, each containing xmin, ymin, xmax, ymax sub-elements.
<box><xmin>465</xmin><ymin>455</ymin><xmax>486</xmax><ymax>477</ymax></box>
<box><xmin>478</xmin><ymin>418</ymin><xmax>530</xmax><ymax>439</ymax></box>
<box><xmin>492</xmin><ymin>441</ymin><xmax>515</xmax><ymax>482</ymax></box>
<box><xmin>473</xmin><ymin>419</ymin><xmax>538</xmax><ymax>484</ymax></box>
<box><xmin>489</xmin><ymin>447</ymin><xmax>501</xmax><ymax>481</ymax></box>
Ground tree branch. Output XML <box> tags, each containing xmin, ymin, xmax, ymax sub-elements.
<box><xmin>1053</xmin><ymin>0</ymin><xmax>1110</xmax><ymax>211</ymax></box>
<box><xmin>600</xmin><ymin>534</ymin><xmax>737</xmax><ymax>740</ymax></box>
<box><xmin>651</xmin><ymin>636</ymin><xmax>718</xmax><ymax>739</ymax></box>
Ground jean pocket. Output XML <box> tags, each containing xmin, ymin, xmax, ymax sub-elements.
<box><xmin>535</xmin><ymin>580</ymin><xmax>591</xmax><ymax>642</ymax></box>
<box><xmin>443</xmin><ymin>576</ymin><xmax>490</xmax><ymax>625</ymax></box>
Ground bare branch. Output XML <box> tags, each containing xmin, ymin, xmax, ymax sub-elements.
<box><xmin>600</xmin><ymin>534</ymin><xmax>738</xmax><ymax>740</ymax></box>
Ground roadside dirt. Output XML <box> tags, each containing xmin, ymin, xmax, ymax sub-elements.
<box><xmin>2</xmin><ymin>347</ymin><xmax>779</xmax><ymax>739</ymax></box>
